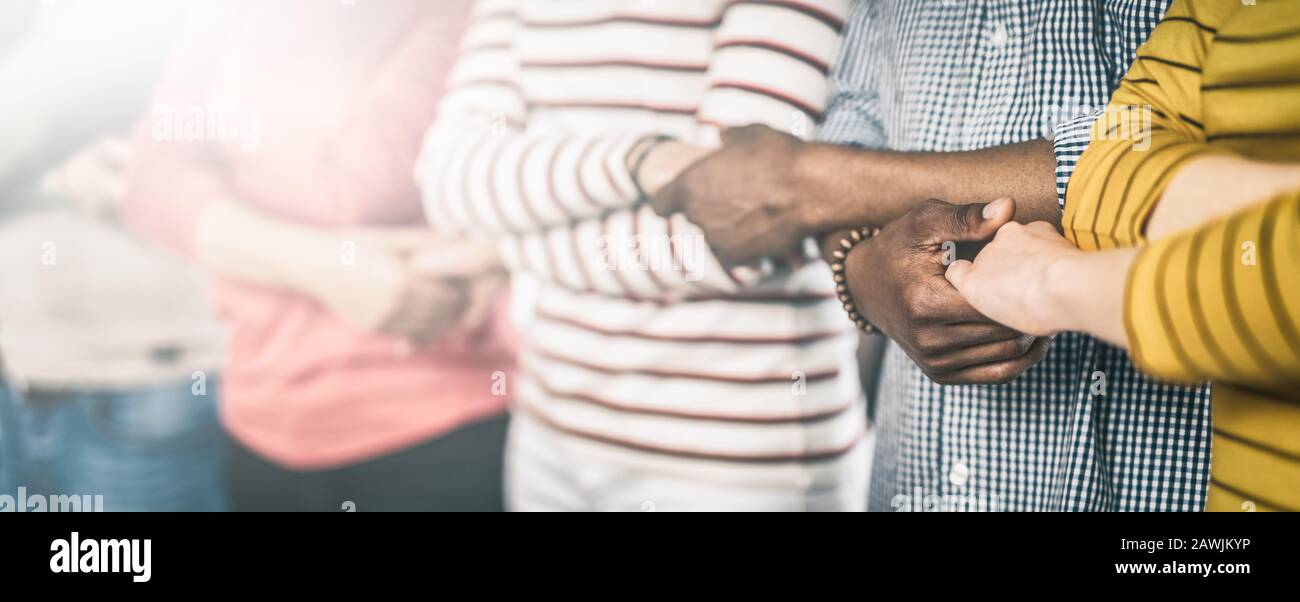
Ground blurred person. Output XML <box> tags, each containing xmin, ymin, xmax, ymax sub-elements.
<box><xmin>945</xmin><ymin>0</ymin><xmax>1300</xmax><ymax>512</ymax></box>
<box><xmin>647</xmin><ymin>0</ymin><xmax>1213</xmax><ymax>511</ymax></box>
<box><xmin>417</xmin><ymin>0</ymin><xmax>867</xmax><ymax>511</ymax></box>
<box><xmin>124</xmin><ymin>0</ymin><xmax>515</xmax><ymax>512</ymax></box>
<box><xmin>0</xmin><ymin>0</ymin><xmax>228</xmax><ymax>511</ymax></box>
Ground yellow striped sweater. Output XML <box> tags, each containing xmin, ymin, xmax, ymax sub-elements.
<box><xmin>1065</xmin><ymin>0</ymin><xmax>1300</xmax><ymax>511</ymax></box>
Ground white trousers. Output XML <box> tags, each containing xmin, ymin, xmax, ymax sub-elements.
<box><xmin>506</xmin><ymin>411</ymin><xmax>871</xmax><ymax>512</ymax></box>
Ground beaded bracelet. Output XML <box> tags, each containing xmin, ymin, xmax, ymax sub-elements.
<box><xmin>828</xmin><ymin>227</ymin><xmax>881</xmax><ymax>334</ymax></box>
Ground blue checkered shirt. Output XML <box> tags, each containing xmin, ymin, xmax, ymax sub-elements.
<box><xmin>818</xmin><ymin>0</ymin><xmax>1212</xmax><ymax>511</ymax></box>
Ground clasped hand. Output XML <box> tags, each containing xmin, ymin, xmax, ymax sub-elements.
<box><xmin>311</xmin><ymin>228</ymin><xmax>505</xmax><ymax>346</ymax></box>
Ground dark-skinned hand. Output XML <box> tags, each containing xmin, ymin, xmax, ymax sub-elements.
<box><xmin>649</xmin><ymin>124</ymin><xmax>810</xmax><ymax>267</ymax></box>
<box><xmin>822</xmin><ymin>198</ymin><xmax>1052</xmax><ymax>385</ymax></box>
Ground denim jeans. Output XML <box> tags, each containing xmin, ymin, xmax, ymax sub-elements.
<box><xmin>0</xmin><ymin>377</ymin><xmax>227</xmax><ymax>511</ymax></box>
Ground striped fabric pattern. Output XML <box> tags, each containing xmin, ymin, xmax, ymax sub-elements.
<box><xmin>822</xmin><ymin>0</ymin><xmax>1213</xmax><ymax>511</ymax></box>
<box><xmin>1065</xmin><ymin>0</ymin><xmax>1300</xmax><ymax>512</ymax></box>
<box><xmin>416</xmin><ymin>0</ymin><xmax>866</xmax><ymax>485</ymax></box>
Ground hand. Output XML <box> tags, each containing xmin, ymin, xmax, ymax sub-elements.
<box><xmin>39</xmin><ymin>137</ymin><xmax>132</xmax><ymax>220</ymax></box>
<box><xmin>308</xmin><ymin>228</ymin><xmax>473</xmax><ymax>344</ymax></box>
<box><xmin>649</xmin><ymin>124</ymin><xmax>811</xmax><ymax>267</ymax></box>
<box><xmin>945</xmin><ymin>219</ymin><xmax>1138</xmax><ymax>347</ymax></box>
<box><xmin>836</xmin><ymin>198</ymin><xmax>1052</xmax><ymax>385</ymax></box>
<box><xmin>407</xmin><ymin>239</ymin><xmax>506</xmax><ymax>336</ymax></box>
<box><xmin>633</xmin><ymin>140</ymin><xmax>714</xmax><ymax>198</ymax></box>
<box><xmin>944</xmin><ymin>220</ymin><xmax>1081</xmax><ymax>337</ymax></box>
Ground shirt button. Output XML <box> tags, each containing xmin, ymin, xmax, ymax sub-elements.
<box><xmin>950</xmin><ymin>462</ymin><xmax>971</xmax><ymax>487</ymax></box>
<box><xmin>991</xmin><ymin>22</ymin><xmax>1010</xmax><ymax>49</ymax></box>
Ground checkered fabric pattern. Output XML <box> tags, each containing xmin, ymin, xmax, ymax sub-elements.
<box><xmin>819</xmin><ymin>0</ymin><xmax>1212</xmax><ymax>512</ymax></box>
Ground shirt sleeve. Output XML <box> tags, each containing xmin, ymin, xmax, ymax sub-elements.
<box><xmin>121</xmin><ymin>7</ymin><xmax>235</xmax><ymax>258</ymax></box>
<box><xmin>427</xmin><ymin>0</ymin><xmax>849</xmax><ymax>297</ymax></box>
<box><xmin>1052</xmin><ymin>110</ymin><xmax>1104</xmax><ymax>211</ymax></box>
<box><xmin>1125</xmin><ymin>189</ymin><xmax>1300</xmax><ymax>393</ymax></box>
<box><xmin>413</xmin><ymin>0</ymin><xmax>655</xmax><ymax>238</ymax></box>
<box><xmin>500</xmin><ymin>205</ymin><xmax>762</xmax><ymax>297</ymax></box>
<box><xmin>1061</xmin><ymin>0</ymin><xmax>1238</xmax><ymax>252</ymax></box>
<box><xmin>1051</xmin><ymin>0</ymin><xmax>1177</xmax><ymax>213</ymax></box>
<box><xmin>814</xmin><ymin>1</ymin><xmax>886</xmax><ymax>149</ymax></box>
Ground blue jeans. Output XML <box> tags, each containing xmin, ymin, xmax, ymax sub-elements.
<box><xmin>0</xmin><ymin>377</ymin><xmax>227</xmax><ymax>511</ymax></box>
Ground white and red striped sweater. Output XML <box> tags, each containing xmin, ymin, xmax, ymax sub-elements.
<box><xmin>416</xmin><ymin>0</ymin><xmax>862</xmax><ymax>483</ymax></box>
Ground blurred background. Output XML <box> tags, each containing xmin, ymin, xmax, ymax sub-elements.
<box><xmin>0</xmin><ymin>0</ymin><xmax>873</xmax><ymax>512</ymax></box>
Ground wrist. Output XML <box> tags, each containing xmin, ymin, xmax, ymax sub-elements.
<box><xmin>1044</xmin><ymin>248</ymin><xmax>1136</xmax><ymax>338</ymax></box>
<box><xmin>627</xmin><ymin>135</ymin><xmax>675</xmax><ymax>198</ymax></box>
<box><xmin>791</xmin><ymin>141</ymin><xmax>835</xmax><ymax>234</ymax></box>
<box><xmin>793</xmin><ymin>142</ymin><xmax>877</xmax><ymax>234</ymax></box>
<box><xmin>1043</xmin><ymin>252</ymin><xmax>1089</xmax><ymax>334</ymax></box>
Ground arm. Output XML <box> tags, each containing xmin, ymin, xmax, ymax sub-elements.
<box><xmin>651</xmin><ymin>70</ymin><xmax>1059</xmax><ymax>267</ymax></box>
<box><xmin>432</xmin><ymin>0</ymin><xmax>852</xmax><ymax>296</ymax></box>
<box><xmin>950</xmin><ymin>190</ymin><xmax>1300</xmax><ymax>392</ymax></box>
<box><xmin>1121</xmin><ymin>190</ymin><xmax>1300</xmax><ymax>389</ymax></box>
<box><xmin>123</xmin><ymin>5</ymin><xmax>489</xmax><ymax>342</ymax></box>
<box><xmin>1061</xmin><ymin>0</ymin><xmax>1241</xmax><ymax>251</ymax></box>
<box><xmin>1146</xmin><ymin>155</ymin><xmax>1300</xmax><ymax>241</ymax></box>
<box><xmin>191</xmin><ymin>200</ymin><xmax>487</xmax><ymax>342</ymax></box>
<box><xmin>797</xmin><ymin>138</ymin><xmax>1062</xmax><ymax>229</ymax></box>
<box><xmin>414</xmin><ymin>0</ymin><xmax>654</xmax><ymax>237</ymax></box>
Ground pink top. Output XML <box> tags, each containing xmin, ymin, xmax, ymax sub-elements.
<box><xmin>125</xmin><ymin>0</ymin><xmax>513</xmax><ymax>470</ymax></box>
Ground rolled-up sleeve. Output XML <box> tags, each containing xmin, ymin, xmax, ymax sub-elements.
<box><xmin>1061</xmin><ymin>0</ymin><xmax>1237</xmax><ymax>252</ymax></box>
<box><xmin>815</xmin><ymin>2</ymin><xmax>886</xmax><ymax>150</ymax></box>
<box><xmin>1052</xmin><ymin>110</ymin><xmax>1103</xmax><ymax>211</ymax></box>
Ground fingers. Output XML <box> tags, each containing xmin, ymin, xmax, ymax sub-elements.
<box><xmin>457</xmin><ymin>273</ymin><xmax>507</xmax><ymax>335</ymax></box>
<box><xmin>939</xmin><ymin>322</ymin><xmax>1025</xmax><ymax>346</ymax></box>
<box><xmin>931</xmin><ymin>336</ymin><xmax>1053</xmax><ymax>385</ymax></box>
<box><xmin>914</xmin><ymin>282</ymin><xmax>995</xmax><ymax>325</ymax></box>
<box><xmin>926</xmin><ymin>335</ymin><xmax>1038</xmax><ymax>374</ymax></box>
<box><xmin>918</xmin><ymin>197</ymin><xmax>1016</xmax><ymax>244</ymax></box>
<box><xmin>382</xmin><ymin>280</ymin><xmax>470</xmax><ymax>344</ymax></box>
<box><xmin>909</xmin><ymin>321</ymin><xmax>1022</xmax><ymax>359</ymax></box>
<box><xmin>944</xmin><ymin>258</ymin><xmax>973</xmax><ymax>291</ymax></box>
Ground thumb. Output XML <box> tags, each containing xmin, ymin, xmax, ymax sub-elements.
<box><xmin>929</xmin><ymin>197</ymin><xmax>1016</xmax><ymax>244</ymax></box>
<box><xmin>944</xmin><ymin>258</ymin><xmax>974</xmax><ymax>292</ymax></box>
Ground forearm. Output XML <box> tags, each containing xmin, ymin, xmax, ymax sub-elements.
<box><xmin>797</xmin><ymin>139</ymin><xmax>1061</xmax><ymax>231</ymax></box>
<box><xmin>192</xmin><ymin>199</ymin><xmax>340</xmax><ymax>296</ymax></box>
<box><xmin>1148</xmin><ymin>155</ymin><xmax>1300</xmax><ymax>241</ymax></box>
<box><xmin>1046</xmin><ymin>247</ymin><xmax>1139</xmax><ymax>348</ymax></box>
<box><xmin>508</xmin><ymin>206</ymin><xmax>759</xmax><ymax>297</ymax></box>
<box><xmin>417</xmin><ymin>121</ymin><xmax>649</xmax><ymax>236</ymax></box>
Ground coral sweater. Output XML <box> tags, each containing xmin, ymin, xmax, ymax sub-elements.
<box><xmin>125</xmin><ymin>0</ymin><xmax>513</xmax><ymax>470</ymax></box>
